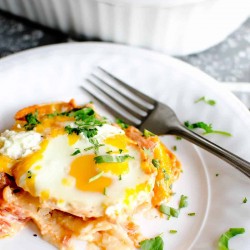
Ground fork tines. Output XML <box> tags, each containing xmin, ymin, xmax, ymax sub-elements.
<box><xmin>82</xmin><ymin>67</ymin><xmax>156</xmax><ymax>126</ymax></box>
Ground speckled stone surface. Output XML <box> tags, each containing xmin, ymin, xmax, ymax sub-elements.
<box><xmin>179</xmin><ymin>18</ymin><xmax>250</xmax><ymax>83</ymax></box>
<box><xmin>0</xmin><ymin>11</ymin><xmax>67</xmax><ymax>58</ymax></box>
<box><xmin>0</xmin><ymin>10</ymin><xmax>249</xmax><ymax>83</ymax></box>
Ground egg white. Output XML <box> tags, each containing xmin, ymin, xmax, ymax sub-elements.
<box><xmin>14</xmin><ymin>124</ymin><xmax>155</xmax><ymax>218</ymax></box>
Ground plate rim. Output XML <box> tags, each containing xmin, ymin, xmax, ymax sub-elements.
<box><xmin>0</xmin><ymin>41</ymin><xmax>249</xmax><ymax>249</ymax></box>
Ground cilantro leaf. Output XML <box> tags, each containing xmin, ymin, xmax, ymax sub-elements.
<box><xmin>115</xmin><ymin>118</ymin><xmax>129</xmax><ymax>129</ymax></box>
<box><xmin>169</xmin><ymin>230</ymin><xmax>177</xmax><ymax>234</ymax></box>
<box><xmin>65</xmin><ymin>126</ymin><xmax>98</xmax><ymax>138</ymax></box>
<box><xmin>139</xmin><ymin>235</ymin><xmax>164</xmax><ymax>250</ymax></box>
<box><xmin>88</xmin><ymin>171</ymin><xmax>104</xmax><ymax>183</ymax></box>
<box><xmin>24</xmin><ymin>112</ymin><xmax>40</xmax><ymax>131</ymax></box>
<box><xmin>64</xmin><ymin>107</ymin><xmax>105</xmax><ymax>138</ymax></box>
<box><xmin>218</xmin><ymin>228</ymin><xmax>245</xmax><ymax>250</ymax></box>
<box><xmin>159</xmin><ymin>204</ymin><xmax>179</xmax><ymax>218</ymax></box>
<box><xmin>94</xmin><ymin>154</ymin><xmax>134</xmax><ymax>164</ymax></box>
<box><xmin>71</xmin><ymin>148</ymin><xmax>81</xmax><ymax>156</ymax></box>
<box><xmin>27</xmin><ymin>170</ymin><xmax>32</xmax><ymax>179</ymax></box>
<box><xmin>152</xmin><ymin>159</ymin><xmax>160</xmax><ymax>169</ymax></box>
<box><xmin>195</xmin><ymin>96</ymin><xmax>216</xmax><ymax>106</ymax></box>
<box><xmin>179</xmin><ymin>195</ymin><xmax>188</xmax><ymax>209</ymax></box>
<box><xmin>73</xmin><ymin>108</ymin><xmax>95</xmax><ymax>121</ymax></box>
<box><xmin>184</xmin><ymin>121</ymin><xmax>231</xmax><ymax>136</ymax></box>
<box><xmin>143</xmin><ymin>129</ymin><xmax>155</xmax><ymax>138</ymax></box>
<box><xmin>242</xmin><ymin>197</ymin><xmax>247</xmax><ymax>204</ymax></box>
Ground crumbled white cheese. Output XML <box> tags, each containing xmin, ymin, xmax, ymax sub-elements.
<box><xmin>0</xmin><ymin>130</ymin><xmax>42</xmax><ymax>159</ymax></box>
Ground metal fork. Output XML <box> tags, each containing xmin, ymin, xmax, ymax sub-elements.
<box><xmin>82</xmin><ymin>67</ymin><xmax>250</xmax><ymax>178</ymax></box>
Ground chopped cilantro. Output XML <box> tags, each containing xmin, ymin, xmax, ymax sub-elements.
<box><xmin>65</xmin><ymin>126</ymin><xmax>98</xmax><ymax>138</ymax></box>
<box><xmin>88</xmin><ymin>171</ymin><xmax>104</xmax><ymax>183</ymax></box>
<box><xmin>119</xmin><ymin>149</ymin><xmax>123</xmax><ymax>154</ymax></box>
<box><xmin>152</xmin><ymin>159</ymin><xmax>160</xmax><ymax>169</ymax></box>
<box><xmin>24</xmin><ymin>112</ymin><xmax>40</xmax><ymax>131</ymax></box>
<box><xmin>176</xmin><ymin>136</ymin><xmax>182</xmax><ymax>140</ymax></box>
<box><xmin>143</xmin><ymin>129</ymin><xmax>155</xmax><ymax>138</ymax></box>
<box><xmin>46</xmin><ymin>111</ymin><xmax>59</xmax><ymax>118</ymax></box>
<box><xmin>119</xmin><ymin>175</ymin><xmax>122</xmax><ymax>181</ymax></box>
<box><xmin>218</xmin><ymin>228</ymin><xmax>245</xmax><ymax>250</ymax></box>
<box><xmin>216</xmin><ymin>173</ymin><xmax>219</xmax><ymax>177</ymax></box>
<box><xmin>115</xmin><ymin>118</ymin><xmax>129</xmax><ymax>129</ymax></box>
<box><xmin>103</xmin><ymin>187</ymin><xmax>107</xmax><ymax>196</ymax></box>
<box><xmin>195</xmin><ymin>96</ymin><xmax>216</xmax><ymax>106</ymax></box>
<box><xmin>64</xmin><ymin>107</ymin><xmax>106</xmax><ymax>138</ymax></box>
<box><xmin>184</xmin><ymin>121</ymin><xmax>231</xmax><ymax>136</ymax></box>
<box><xmin>188</xmin><ymin>212</ymin><xmax>196</xmax><ymax>216</ymax></box>
<box><xmin>179</xmin><ymin>195</ymin><xmax>188</xmax><ymax>209</ymax></box>
<box><xmin>242</xmin><ymin>197</ymin><xmax>247</xmax><ymax>204</ymax></box>
<box><xmin>159</xmin><ymin>204</ymin><xmax>179</xmax><ymax>218</ymax></box>
<box><xmin>27</xmin><ymin>170</ymin><xmax>32</xmax><ymax>179</ymax></box>
<box><xmin>172</xmin><ymin>145</ymin><xmax>177</xmax><ymax>151</ymax></box>
<box><xmin>84</xmin><ymin>138</ymin><xmax>104</xmax><ymax>154</ymax></box>
<box><xmin>73</xmin><ymin>108</ymin><xmax>95</xmax><ymax>121</ymax></box>
<box><xmin>139</xmin><ymin>235</ymin><xmax>164</xmax><ymax>250</ymax></box>
<box><xmin>162</xmin><ymin>169</ymin><xmax>170</xmax><ymax>181</ymax></box>
<box><xmin>94</xmin><ymin>154</ymin><xmax>134</xmax><ymax>164</ymax></box>
<box><xmin>169</xmin><ymin>230</ymin><xmax>177</xmax><ymax>234</ymax></box>
<box><xmin>71</xmin><ymin>148</ymin><xmax>81</xmax><ymax>156</ymax></box>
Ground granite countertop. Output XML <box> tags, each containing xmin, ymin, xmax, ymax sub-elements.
<box><xmin>0</xmin><ymin>10</ymin><xmax>249</xmax><ymax>84</ymax></box>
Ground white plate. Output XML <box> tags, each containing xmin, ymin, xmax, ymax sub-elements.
<box><xmin>0</xmin><ymin>42</ymin><xmax>249</xmax><ymax>250</ymax></box>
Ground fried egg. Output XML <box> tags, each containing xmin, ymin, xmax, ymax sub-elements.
<box><xmin>0</xmin><ymin>101</ymin><xmax>181</xmax><ymax>249</ymax></box>
<box><xmin>9</xmin><ymin>124</ymin><xmax>155</xmax><ymax>218</ymax></box>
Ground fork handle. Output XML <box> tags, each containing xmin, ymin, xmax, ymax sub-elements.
<box><xmin>171</xmin><ymin>125</ymin><xmax>250</xmax><ymax>177</ymax></box>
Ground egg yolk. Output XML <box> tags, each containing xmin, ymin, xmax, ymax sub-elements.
<box><xmin>69</xmin><ymin>154</ymin><xmax>112</xmax><ymax>193</ymax></box>
<box><xmin>13</xmin><ymin>140</ymin><xmax>49</xmax><ymax>196</ymax></box>
<box><xmin>0</xmin><ymin>155</ymin><xmax>13</xmax><ymax>175</ymax></box>
<box><xmin>104</xmin><ymin>134</ymin><xmax>129</xmax><ymax>152</ymax></box>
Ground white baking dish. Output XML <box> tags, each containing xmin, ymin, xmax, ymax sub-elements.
<box><xmin>0</xmin><ymin>0</ymin><xmax>249</xmax><ymax>55</ymax></box>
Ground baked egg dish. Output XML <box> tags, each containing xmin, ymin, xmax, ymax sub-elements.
<box><xmin>0</xmin><ymin>99</ymin><xmax>181</xmax><ymax>249</ymax></box>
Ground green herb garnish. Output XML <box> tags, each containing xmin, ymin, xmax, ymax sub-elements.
<box><xmin>176</xmin><ymin>136</ymin><xmax>182</xmax><ymax>140</ymax></box>
<box><xmin>65</xmin><ymin>125</ymin><xmax>98</xmax><ymax>138</ymax></box>
<box><xmin>24</xmin><ymin>111</ymin><xmax>40</xmax><ymax>131</ymax></box>
<box><xmin>103</xmin><ymin>187</ymin><xmax>107</xmax><ymax>196</ymax></box>
<box><xmin>115</xmin><ymin>118</ymin><xmax>129</xmax><ymax>129</ymax></box>
<box><xmin>242</xmin><ymin>197</ymin><xmax>247</xmax><ymax>203</ymax></box>
<box><xmin>65</xmin><ymin>107</ymin><xmax>106</xmax><ymax>138</ymax></box>
<box><xmin>143</xmin><ymin>129</ymin><xmax>155</xmax><ymax>138</ymax></box>
<box><xmin>218</xmin><ymin>228</ymin><xmax>245</xmax><ymax>250</ymax></box>
<box><xmin>216</xmin><ymin>173</ymin><xmax>219</xmax><ymax>177</ymax></box>
<box><xmin>162</xmin><ymin>169</ymin><xmax>170</xmax><ymax>181</ymax></box>
<box><xmin>139</xmin><ymin>235</ymin><xmax>164</xmax><ymax>250</ymax></box>
<box><xmin>84</xmin><ymin>138</ymin><xmax>104</xmax><ymax>154</ymax></box>
<box><xmin>169</xmin><ymin>230</ymin><xmax>177</xmax><ymax>234</ymax></box>
<box><xmin>179</xmin><ymin>195</ymin><xmax>188</xmax><ymax>209</ymax></box>
<box><xmin>88</xmin><ymin>171</ymin><xmax>104</xmax><ymax>183</ymax></box>
<box><xmin>119</xmin><ymin>175</ymin><xmax>122</xmax><ymax>181</ymax></box>
<box><xmin>195</xmin><ymin>96</ymin><xmax>216</xmax><ymax>106</ymax></box>
<box><xmin>184</xmin><ymin>121</ymin><xmax>231</xmax><ymax>136</ymax></box>
<box><xmin>159</xmin><ymin>204</ymin><xmax>179</xmax><ymax>218</ymax></box>
<box><xmin>71</xmin><ymin>148</ymin><xmax>81</xmax><ymax>156</ymax></box>
<box><xmin>172</xmin><ymin>145</ymin><xmax>177</xmax><ymax>151</ymax></box>
<box><xmin>27</xmin><ymin>170</ymin><xmax>32</xmax><ymax>179</ymax></box>
<box><xmin>152</xmin><ymin>159</ymin><xmax>160</xmax><ymax>169</ymax></box>
<box><xmin>188</xmin><ymin>212</ymin><xmax>196</xmax><ymax>216</ymax></box>
<box><xmin>94</xmin><ymin>154</ymin><xmax>134</xmax><ymax>164</ymax></box>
